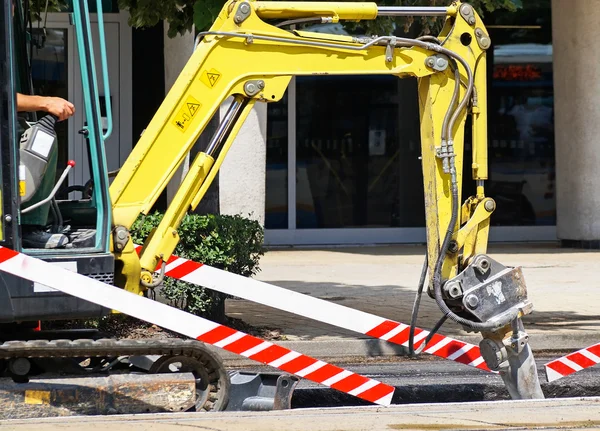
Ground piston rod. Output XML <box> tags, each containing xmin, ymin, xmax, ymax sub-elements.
<box><xmin>377</xmin><ymin>6</ymin><xmax>449</xmax><ymax>17</ymax></box>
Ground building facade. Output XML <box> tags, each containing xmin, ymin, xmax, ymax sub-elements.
<box><xmin>28</xmin><ymin>0</ymin><xmax>600</xmax><ymax>247</ymax></box>
<box><xmin>263</xmin><ymin>0</ymin><xmax>559</xmax><ymax>245</ymax></box>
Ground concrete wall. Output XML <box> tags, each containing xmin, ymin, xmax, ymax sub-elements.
<box><xmin>164</xmin><ymin>27</ymin><xmax>195</xmax><ymax>203</ymax></box>
<box><xmin>552</xmin><ymin>0</ymin><xmax>600</xmax><ymax>243</ymax></box>
<box><xmin>218</xmin><ymin>99</ymin><xmax>267</xmax><ymax>225</ymax></box>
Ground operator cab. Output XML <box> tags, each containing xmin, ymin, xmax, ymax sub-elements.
<box><xmin>12</xmin><ymin>0</ymin><xmax>110</xmax><ymax>253</ymax></box>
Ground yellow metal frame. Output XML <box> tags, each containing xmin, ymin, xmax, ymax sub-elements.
<box><xmin>108</xmin><ymin>0</ymin><xmax>493</xmax><ymax>294</ymax></box>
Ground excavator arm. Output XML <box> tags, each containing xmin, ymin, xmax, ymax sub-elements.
<box><xmin>110</xmin><ymin>0</ymin><xmax>486</xmax><ymax>284</ymax></box>
<box><xmin>109</xmin><ymin>0</ymin><xmax>544</xmax><ymax>399</ymax></box>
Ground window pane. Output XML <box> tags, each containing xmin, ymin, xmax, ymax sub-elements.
<box><xmin>484</xmin><ymin>0</ymin><xmax>555</xmax><ymax>226</ymax></box>
<box><xmin>296</xmin><ymin>75</ymin><xmax>423</xmax><ymax>228</ymax></box>
<box><xmin>265</xmin><ymin>90</ymin><xmax>289</xmax><ymax>229</ymax></box>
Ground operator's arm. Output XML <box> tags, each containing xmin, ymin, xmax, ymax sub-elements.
<box><xmin>16</xmin><ymin>93</ymin><xmax>75</xmax><ymax>121</ymax></box>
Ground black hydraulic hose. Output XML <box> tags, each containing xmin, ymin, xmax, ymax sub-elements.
<box><xmin>408</xmin><ymin>253</ymin><xmax>448</xmax><ymax>356</ymax></box>
<box><xmin>408</xmin><ymin>255</ymin><xmax>428</xmax><ymax>356</ymax></box>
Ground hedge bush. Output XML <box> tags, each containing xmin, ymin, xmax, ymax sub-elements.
<box><xmin>131</xmin><ymin>212</ymin><xmax>265</xmax><ymax>322</ymax></box>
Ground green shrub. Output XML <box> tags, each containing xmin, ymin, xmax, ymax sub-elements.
<box><xmin>131</xmin><ymin>212</ymin><xmax>265</xmax><ymax>322</ymax></box>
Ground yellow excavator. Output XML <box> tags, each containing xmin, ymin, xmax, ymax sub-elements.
<box><xmin>0</xmin><ymin>0</ymin><xmax>543</xmax><ymax>414</ymax></box>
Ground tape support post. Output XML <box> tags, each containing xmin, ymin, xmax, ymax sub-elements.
<box><xmin>0</xmin><ymin>247</ymin><xmax>394</xmax><ymax>406</ymax></box>
<box><xmin>544</xmin><ymin>343</ymin><xmax>600</xmax><ymax>382</ymax></box>
<box><xmin>137</xmin><ymin>246</ymin><xmax>490</xmax><ymax>372</ymax></box>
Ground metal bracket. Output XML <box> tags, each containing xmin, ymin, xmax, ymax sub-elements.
<box><xmin>425</xmin><ymin>54</ymin><xmax>449</xmax><ymax>72</ymax></box>
<box><xmin>225</xmin><ymin>371</ymin><xmax>299</xmax><ymax>411</ymax></box>
<box><xmin>112</xmin><ymin>225</ymin><xmax>130</xmax><ymax>252</ymax></box>
<box><xmin>385</xmin><ymin>36</ymin><xmax>397</xmax><ymax>63</ymax></box>
<box><xmin>459</xmin><ymin>3</ymin><xmax>476</xmax><ymax>26</ymax></box>
<box><xmin>475</xmin><ymin>28</ymin><xmax>491</xmax><ymax>50</ymax></box>
<box><xmin>442</xmin><ymin>254</ymin><xmax>534</xmax><ymax>325</ymax></box>
<box><xmin>244</xmin><ymin>79</ymin><xmax>265</xmax><ymax>97</ymax></box>
<box><xmin>234</xmin><ymin>1</ymin><xmax>252</xmax><ymax>25</ymax></box>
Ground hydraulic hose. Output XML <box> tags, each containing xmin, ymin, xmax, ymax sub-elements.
<box><xmin>408</xmin><ymin>255</ymin><xmax>449</xmax><ymax>356</ymax></box>
<box><xmin>429</xmin><ymin>52</ymin><xmax>518</xmax><ymax>332</ymax></box>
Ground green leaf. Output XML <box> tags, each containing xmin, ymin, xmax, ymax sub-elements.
<box><xmin>193</xmin><ymin>0</ymin><xmax>215</xmax><ymax>32</ymax></box>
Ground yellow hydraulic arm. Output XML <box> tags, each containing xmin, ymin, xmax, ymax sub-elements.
<box><xmin>109</xmin><ymin>0</ymin><xmax>490</xmax><ymax>292</ymax></box>
<box><xmin>109</xmin><ymin>0</ymin><xmax>544</xmax><ymax>399</ymax></box>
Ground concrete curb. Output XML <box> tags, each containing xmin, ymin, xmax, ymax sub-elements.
<box><xmin>219</xmin><ymin>333</ymin><xmax>597</xmax><ymax>366</ymax></box>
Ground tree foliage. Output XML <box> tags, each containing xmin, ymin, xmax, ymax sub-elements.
<box><xmin>114</xmin><ymin>0</ymin><xmax>523</xmax><ymax>38</ymax></box>
<box><xmin>27</xmin><ymin>0</ymin><xmax>523</xmax><ymax>37</ymax></box>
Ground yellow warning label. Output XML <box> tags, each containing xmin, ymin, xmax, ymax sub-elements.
<box><xmin>25</xmin><ymin>390</ymin><xmax>50</xmax><ymax>405</ymax></box>
<box><xmin>201</xmin><ymin>68</ymin><xmax>221</xmax><ymax>88</ymax></box>
<box><xmin>172</xmin><ymin>95</ymin><xmax>202</xmax><ymax>133</ymax></box>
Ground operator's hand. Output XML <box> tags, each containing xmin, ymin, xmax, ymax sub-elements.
<box><xmin>41</xmin><ymin>97</ymin><xmax>75</xmax><ymax>121</ymax></box>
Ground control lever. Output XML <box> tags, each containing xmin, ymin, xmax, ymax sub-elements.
<box><xmin>21</xmin><ymin>160</ymin><xmax>76</xmax><ymax>214</ymax></box>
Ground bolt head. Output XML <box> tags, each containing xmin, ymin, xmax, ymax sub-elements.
<box><xmin>436</xmin><ymin>57</ymin><xmax>448</xmax><ymax>69</ymax></box>
<box><xmin>484</xmin><ymin>200</ymin><xmax>495</xmax><ymax>212</ymax></box>
<box><xmin>473</xmin><ymin>256</ymin><xmax>491</xmax><ymax>275</ymax></box>
<box><xmin>448</xmin><ymin>240</ymin><xmax>459</xmax><ymax>254</ymax></box>
<box><xmin>445</xmin><ymin>281</ymin><xmax>463</xmax><ymax>299</ymax></box>
<box><xmin>257</xmin><ymin>80</ymin><xmax>265</xmax><ymax>89</ymax></box>
<box><xmin>426</xmin><ymin>57</ymin><xmax>435</xmax><ymax>67</ymax></box>
<box><xmin>480</xmin><ymin>36</ymin><xmax>491</xmax><ymax>49</ymax></box>
<box><xmin>239</xmin><ymin>3</ymin><xmax>250</xmax><ymax>13</ymax></box>
<box><xmin>466</xmin><ymin>294</ymin><xmax>479</xmax><ymax>309</ymax></box>
<box><xmin>234</xmin><ymin>15</ymin><xmax>243</xmax><ymax>24</ymax></box>
<box><xmin>245</xmin><ymin>82</ymin><xmax>257</xmax><ymax>94</ymax></box>
<box><xmin>468</xmin><ymin>16</ymin><xmax>476</xmax><ymax>25</ymax></box>
<box><xmin>4</xmin><ymin>215</ymin><xmax>11</xmax><ymax>223</ymax></box>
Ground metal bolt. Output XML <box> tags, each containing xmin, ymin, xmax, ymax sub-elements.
<box><xmin>426</xmin><ymin>57</ymin><xmax>435</xmax><ymax>68</ymax></box>
<box><xmin>239</xmin><ymin>3</ymin><xmax>250</xmax><ymax>13</ymax></box>
<box><xmin>245</xmin><ymin>82</ymin><xmax>257</xmax><ymax>95</ymax></box>
<box><xmin>484</xmin><ymin>200</ymin><xmax>495</xmax><ymax>212</ymax></box>
<box><xmin>4</xmin><ymin>215</ymin><xmax>11</xmax><ymax>223</ymax></box>
<box><xmin>468</xmin><ymin>16</ymin><xmax>476</xmax><ymax>25</ymax></box>
<box><xmin>466</xmin><ymin>294</ymin><xmax>479</xmax><ymax>309</ymax></box>
<box><xmin>445</xmin><ymin>281</ymin><xmax>463</xmax><ymax>299</ymax></box>
<box><xmin>257</xmin><ymin>80</ymin><xmax>265</xmax><ymax>89</ymax></box>
<box><xmin>473</xmin><ymin>256</ymin><xmax>491</xmax><ymax>275</ymax></box>
<box><xmin>475</xmin><ymin>29</ymin><xmax>483</xmax><ymax>36</ymax></box>
<box><xmin>117</xmin><ymin>230</ymin><xmax>127</xmax><ymax>240</ymax></box>
<box><xmin>234</xmin><ymin>14</ymin><xmax>243</xmax><ymax>24</ymax></box>
<box><xmin>460</xmin><ymin>4</ymin><xmax>472</xmax><ymax>14</ymax></box>
<box><xmin>436</xmin><ymin>57</ymin><xmax>448</xmax><ymax>69</ymax></box>
<box><xmin>479</xmin><ymin>36</ymin><xmax>491</xmax><ymax>49</ymax></box>
<box><xmin>448</xmin><ymin>240</ymin><xmax>459</xmax><ymax>254</ymax></box>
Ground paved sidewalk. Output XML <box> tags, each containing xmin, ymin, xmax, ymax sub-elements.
<box><xmin>225</xmin><ymin>243</ymin><xmax>600</xmax><ymax>353</ymax></box>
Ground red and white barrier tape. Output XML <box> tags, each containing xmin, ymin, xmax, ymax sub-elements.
<box><xmin>138</xmin><ymin>246</ymin><xmax>489</xmax><ymax>372</ymax></box>
<box><xmin>544</xmin><ymin>343</ymin><xmax>600</xmax><ymax>382</ymax></box>
<box><xmin>0</xmin><ymin>246</ymin><xmax>394</xmax><ymax>406</ymax></box>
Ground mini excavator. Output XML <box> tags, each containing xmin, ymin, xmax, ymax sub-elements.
<box><xmin>0</xmin><ymin>0</ymin><xmax>544</xmax><ymax>415</ymax></box>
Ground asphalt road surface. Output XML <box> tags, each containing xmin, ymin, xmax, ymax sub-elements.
<box><xmin>262</xmin><ymin>353</ymin><xmax>600</xmax><ymax>408</ymax></box>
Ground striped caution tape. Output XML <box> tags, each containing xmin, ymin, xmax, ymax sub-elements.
<box><xmin>0</xmin><ymin>246</ymin><xmax>394</xmax><ymax>406</ymax></box>
<box><xmin>137</xmin><ymin>246</ymin><xmax>490</xmax><ymax>372</ymax></box>
<box><xmin>544</xmin><ymin>343</ymin><xmax>600</xmax><ymax>382</ymax></box>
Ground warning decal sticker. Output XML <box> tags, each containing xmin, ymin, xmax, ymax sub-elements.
<box><xmin>201</xmin><ymin>68</ymin><xmax>222</xmax><ymax>88</ymax></box>
<box><xmin>172</xmin><ymin>95</ymin><xmax>202</xmax><ymax>133</ymax></box>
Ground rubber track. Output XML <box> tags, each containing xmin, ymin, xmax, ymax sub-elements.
<box><xmin>0</xmin><ymin>338</ymin><xmax>218</xmax><ymax>360</ymax></box>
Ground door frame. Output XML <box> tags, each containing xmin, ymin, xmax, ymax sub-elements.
<box><xmin>264</xmin><ymin>77</ymin><xmax>558</xmax><ymax>246</ymax></box>
<box><xmin>42</xmin><ymin>11</ymin><xmax>132</xmax><ymax>187</ymax></box>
